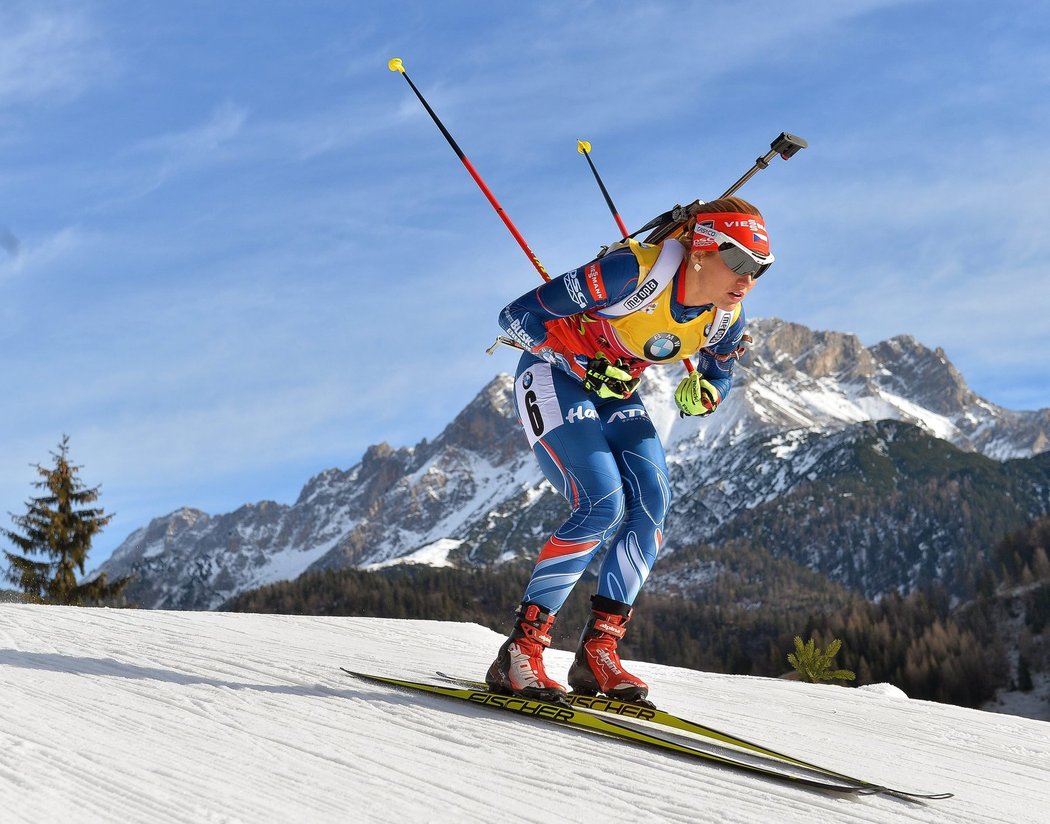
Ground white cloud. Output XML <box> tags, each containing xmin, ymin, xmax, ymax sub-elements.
<box><xmin>0</xmin><ymin>5</ymin><xmax>113</xmax><ymax>107</ymax></box>
<box><xmin>134</xmin><ymin>102</ymin><xmax>247</xmax><ymax>159</ymax></box>
<box><xmin>4</xmin><ymin>1</ymin><xmax>1050</xmax><ymax>567</ymax></box>
<box><xmin>119</xmin><ymin>102</ymin><xmax>249</xmax><ymax>197</ymax></box>
<box><xmin>0</xmin><ymin>225</ymin><xmax>85</xmax><ymax>281</ymax></box>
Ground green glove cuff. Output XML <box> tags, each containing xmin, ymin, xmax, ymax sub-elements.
<box><xmin>674</xmin><ymin>372</ymin><xmax>719</xmax><ymax>417</ymax></box>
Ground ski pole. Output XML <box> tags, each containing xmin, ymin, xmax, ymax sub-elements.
<box><xmin>577</xmin><ymin>140</ymin><xmax>696</xmax><ymax>374</ymax></box>
<box><xmin>577</xmin><ymin>140</ymin><xmax>629</xmax><ymax>239</ymax></box>
<box><xmin>388</xmin><ymin>57</ymin><xmax>550</xmax><ymax>282</ymax></box>
<box><xmin>485</xmin><ymin>335</ymin><xmax>524</xmax><ymax>356</ymax></box>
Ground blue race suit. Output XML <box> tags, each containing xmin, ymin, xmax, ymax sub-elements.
<box><xmin>500</xmin><ymin>239</ymin><xmax>747</xmax><ymax>613</ymax></box>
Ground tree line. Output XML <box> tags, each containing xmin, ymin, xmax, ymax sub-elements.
<box><xmin>6</xmin><ymin>438</ymin><xmax>1046</xmax><ymax>713</ymax></box>
<box><xmin>224</xmin><ymin>516</ymin><xmax>1050</xmax><ymax>709</ymax></box>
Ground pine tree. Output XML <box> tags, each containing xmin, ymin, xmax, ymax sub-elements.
<box><xmin>787</xmin><ymin>636</ymin><xmax>857</xmax><ymax>684</ymax></box>
<box><xmin>2</xmin><ymin>436</ymin><xmax>132</xmax><ymax>606</ymax></box>
<box><xmin>1017</xmin><ymin>654</ymin><xmax>1034</xmax><ymax>693</ymax></box>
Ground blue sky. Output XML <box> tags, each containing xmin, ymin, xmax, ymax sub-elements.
<box><xmin>3</xmin><ymin>0</ymin><xmax>1049</xmax><ymax>569</ymax></box>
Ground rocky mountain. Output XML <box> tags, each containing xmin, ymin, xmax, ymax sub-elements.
<box><xmin>96</xmin><ymin>318</ymin><xmax>1050</xmax><ymax>610</ymax></box>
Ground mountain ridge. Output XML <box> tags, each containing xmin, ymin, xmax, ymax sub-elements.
<box><xmin>96</xmin><ymin>317</ymin><xmax>1050</xmax><ymax>610</ymax></box>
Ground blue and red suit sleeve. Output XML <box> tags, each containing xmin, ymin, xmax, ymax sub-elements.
<box><xmin>498</xmin><ymin>247</ymin><xmax>642</xmax><ymax>351</ymax></box>
<box><xmin>692</xmin><ymin>308</ymin><xmax>747</xmax><ymax>401</ymax></box>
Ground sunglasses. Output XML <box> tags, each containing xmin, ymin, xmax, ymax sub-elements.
<box><xmin>692</xmin><ymin>224</ymin><xmax>775</xmax><ymax>279</ymax></box>
<box><xmin>718</xmin><ymin>241</ymin><xmax>774</xmax><ymax>279</ymax></box>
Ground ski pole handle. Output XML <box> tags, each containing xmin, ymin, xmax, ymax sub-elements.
<box><xmin>485</xmin><ymin>335</ymin><xmax>525</xmax><ymax>356</ymax></box>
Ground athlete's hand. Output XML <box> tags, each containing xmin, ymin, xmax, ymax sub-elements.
<box><xmin>584</xmin><ymin>355</ymin><xmax>639</xmax><ymax>399</ymax></box>
<box><xmin>675</xmin><ymin>372</ymin><xmax>720</xmax><ymax>417</ymax></box>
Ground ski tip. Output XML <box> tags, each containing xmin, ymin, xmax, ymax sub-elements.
<box><xmin>341</xmin><ymin>667</ymin><xmax>382</xmax><ymax>682</ymax></box>
<box><xmin>388</xmin><ymin>57</ymin><xmax>405</xmax><ymax>73</ymax></box>
<box><xmin>894</xmin><ymin>791</ymin><xmax>955</xmax><ymax>801</ymax></box>
<box><xmin>577</xmin><ymin>140</ymin><xmax>592</xmax><ymax>154</ymax></box>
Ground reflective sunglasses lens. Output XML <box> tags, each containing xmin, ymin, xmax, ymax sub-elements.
<box><xmin>718</xmin><ymin>244</ymin><xmax>762</xmax><ymax>277</ymax></box>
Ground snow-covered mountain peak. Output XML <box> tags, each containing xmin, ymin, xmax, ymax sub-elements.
<box><xmin>96</xmin><ymin>318</ymin><xmax>1050</xmax><ymax>609</ymax></box>
<box><xmin>749</xmin><ymin>318</ymin><xmax>877</xmax><ymax>382</ymax></box>
<box><xmin>425</xmin><ymin>375</ymin><xmax>523</xmax><ymax>466</ymax></box>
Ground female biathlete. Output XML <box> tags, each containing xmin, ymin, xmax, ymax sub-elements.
<box><xmin>485</xmin><ymin>196</ymin><xmax>774</xmax><ymax>704</ymax></box>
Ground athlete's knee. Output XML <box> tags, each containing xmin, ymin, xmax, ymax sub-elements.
<box><xmin>636</xmin><ymin>472</ymin><xmax>672</xmax><ymax>527</ymax></box>
<box><xmin>566</xmin><ymin>479</ymin><xmax>625</xmax><ymax>537</ymax></box>
<box><xmin>654</xmin><ymin>484</ymin><xmax>672</xmax><ymax>524</ymax></box>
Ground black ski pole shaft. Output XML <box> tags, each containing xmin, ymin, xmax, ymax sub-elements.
<box><xmin>577</xmin><ymin>139</ymin><xmax>695</xmax><ymax>374</ymax></box>
<box><xmin>388</xmin><ymin>57</ymin><xmax>551</xmax><ymax>282</ymax></box>
<box><xmin>577</xmin><ymin>140</ymin><xmax>629</xmax><ymax>239</ymax></box>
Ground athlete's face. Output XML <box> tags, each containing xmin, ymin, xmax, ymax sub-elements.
<box><xmin>687</xmin><ymin>250</ymin><xmax>757</xmax><ymax>310</ymax></box>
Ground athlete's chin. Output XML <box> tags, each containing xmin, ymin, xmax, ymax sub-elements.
<box><xmin>715</xmin><ymin>294</ymin><xmax>745</xmax><ymax>310</ymax></box>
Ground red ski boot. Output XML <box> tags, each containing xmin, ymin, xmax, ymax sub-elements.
<box><xmin>567</xmin><ymin>595</ymin><xmax>650</xmax><ymax>703</ymax></box>
<box><xmin>486</xmin><ymin>603</ymin><xmax>567</xmax><ymax>703</ymax></box>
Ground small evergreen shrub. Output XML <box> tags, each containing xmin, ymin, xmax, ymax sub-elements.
<box><xmin>788</xmin><ymin>636</ymin><xmax>857</xmax><ymax>684</ymax></box>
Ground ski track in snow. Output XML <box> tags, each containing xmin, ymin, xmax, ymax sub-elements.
<box><xmin>1</xmin><ymin>605</ymin><xmax>1048</xmax><ymax>823</ymax></box>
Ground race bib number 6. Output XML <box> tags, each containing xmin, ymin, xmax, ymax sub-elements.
<box><xmin>514</xmin><ymin>363</ymin><xmax>563</xmax><ymax>448</ymax></box>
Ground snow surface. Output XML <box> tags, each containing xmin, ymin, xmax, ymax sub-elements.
<box><xmin>363</xmin><ymin>538</ymin><xmax>462</xmax><ymax>570</ymax></box>
<box><xmin>2</xmin><ymin>604</ymin><xmax>1048</xmax><ymax>824</ymax></box>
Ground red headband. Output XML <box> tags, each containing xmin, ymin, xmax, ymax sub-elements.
<box><xmin>691</xmin><ymin>212</ymin><xmax>771</xmax><ymax>256</ymax></box>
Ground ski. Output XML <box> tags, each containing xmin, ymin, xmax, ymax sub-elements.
<box><xmin>341</xmin><ymin>668</ymin><xmax>880</xmax><ymax>795</ymax></box>
<box><xmin>434</xmin><ymin>672</ymin><xmax>953</xmax><ymax>801</ymax></box>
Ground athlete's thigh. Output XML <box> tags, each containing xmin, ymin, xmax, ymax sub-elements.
<box><xmin>513</xmin><ymin>356</ymin><xmax>622</xmax><ymax>502</ymax></box>
<box><xmin>597</xmin><ymin>392</ymin><xmax>670</xmax><ymax>511</ymax></box>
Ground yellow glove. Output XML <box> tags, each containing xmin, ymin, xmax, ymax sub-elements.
<box><xmin>584</xmin><ymin>354</ymin><xmax>639</xmax><ymax>399</ymax></box>
<box><xmin>674</xmin><ymin>372</ymin><xmax>719</xmax><ymax>417</ymax></box>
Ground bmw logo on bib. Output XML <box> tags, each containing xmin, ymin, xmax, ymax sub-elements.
<box><xmin>644</xmin><ymin>332</ymin><xmax>682</xmax><ymax>361</ymax></box>
<box><xmin>522</xmin><ymin>371</ymin><xmax>534</xmax><ymax>389</ymax></box>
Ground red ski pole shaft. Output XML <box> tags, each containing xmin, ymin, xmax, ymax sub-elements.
<box><xmin>389</xmin><ymin>58</ymin><xmax>550</xmax><ymax>282</ymax></box>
